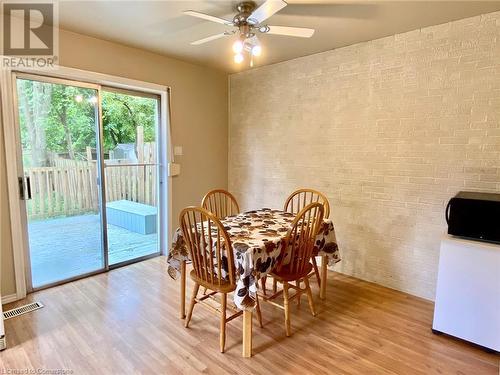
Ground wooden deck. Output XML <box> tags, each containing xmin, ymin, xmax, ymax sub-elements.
<box><xmin>28</xmin><ymin>214</ymin><xmax>158</xmax><ymax>287</ymax></box>
<box><xmin>2</xmin><ymin>257</ymin><xmax>498</xmax><ymax>374</ymax></box>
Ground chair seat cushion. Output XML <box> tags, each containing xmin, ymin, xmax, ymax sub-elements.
<box><xmin>271</xmin><ymin>262</ymin><xmax>313</xmax><ymax>281</ymax></box>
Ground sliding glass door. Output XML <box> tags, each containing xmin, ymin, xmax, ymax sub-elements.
<box><xmin>14</xmin><ymin>74</ymin><xmax>163</xmax><ymax>290</ymax></box>
<box><xmin>101</xmin><ymin>88</ymin><xmax>160</xmax><ymax>265</ymax></box>
<box><xmin>15</xmin><ymin>76</ymin><xmax>105</xmax><ymax>288</ymax></box>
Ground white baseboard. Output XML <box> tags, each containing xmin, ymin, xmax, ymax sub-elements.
<box><xmin>2</xmin><ymin>293</ymin><xmax>19</xmax><ymax>305</ymax></box>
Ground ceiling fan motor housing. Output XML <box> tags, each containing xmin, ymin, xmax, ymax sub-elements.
<box><xmin>234</xmin><ymin>1</ymin><xmax>259</xmax><ymax>38</ymax></box>
<box><xmin>234</xmin><ymin>1</ymin><xmax>256</xmax><ymax>24</ymax></box>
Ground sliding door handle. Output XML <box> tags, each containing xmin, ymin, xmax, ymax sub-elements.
<box><xmin>18</xmin><ymin>176</ymin><xmax>32</xmax><ymax>200</ymax></box>
<box><xmin>18</xmin><ymin>177</ymin><xmax>25</xmax><ymax>200</ymax></box>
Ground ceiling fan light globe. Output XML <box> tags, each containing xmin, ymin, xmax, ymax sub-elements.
<box><xmin>234</xmin><ymin>53</ymin><xmax>244</xmax><ymax>64</ymax></box>
<box><xmin>251</xmin><ymin>45</ymin><xmax>262</xmax><ymax>57</ymax></box>
<box><xmin>232</xmin><ymin>40</ymin><xmax>244</xmax><ymax>53</ymax></box>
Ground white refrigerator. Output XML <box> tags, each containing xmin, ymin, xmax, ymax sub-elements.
<box><xmin>433</xmin><ymin>235</ymin><xmax>500</xmax><ymax>352</ymax></box>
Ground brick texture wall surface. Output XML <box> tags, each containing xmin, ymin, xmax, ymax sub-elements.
<box><xmin>229</xmin><ymin>12</ymin><xmax>500</xmax><ymax>300</ymax></box>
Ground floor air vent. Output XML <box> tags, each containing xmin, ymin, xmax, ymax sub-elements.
<box><xmin>3</xmin><ymin>302</ymin><xmax>44</xmax><ymax>320</ymax></box>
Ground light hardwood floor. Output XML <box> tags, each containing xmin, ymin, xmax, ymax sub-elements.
<box><xmin>1</xmin><ymin>256</ymin><xmax>498</xmax><ymax>374</ymax></box>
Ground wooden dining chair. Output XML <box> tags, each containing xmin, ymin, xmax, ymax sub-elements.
<box><xmin>284</xmin><ymin>188</ymin><xmax>330</xmax><ymax>287</ymax></box>
<box><xmin>284</xmin><ymin>188</ymin><xmax>330</xmax><ymax>219</ymax></box>
<box><xmin>180</xmin><ymin>206</ymin><xmax>262</xmax><ymax>353</ymax></box>
<box><xmin>201</xmin><ymin>189</ymin><xmax>240</xmax><ymax>219</ymax></box>
<box><xmin>260</xmin><ymin>202</ymin><xmax>324</xmax><ymax>336</ymax></box>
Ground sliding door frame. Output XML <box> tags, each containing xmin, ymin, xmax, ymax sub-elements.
<box><xmin>1</xmin><ymin>66</ymin><xmax>172</xmax><ymax>301</ymax></box>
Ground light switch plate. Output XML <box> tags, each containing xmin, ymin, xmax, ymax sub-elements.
<box><xmin>168</xmin><ymin>162</ymin><xmax>181</xmax><ymax>176</ymax></box>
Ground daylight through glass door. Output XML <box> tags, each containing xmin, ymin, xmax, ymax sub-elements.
<box><xmin>15</xmin><ymin>77</ymin><xmax>105</xmax><ymax>288</ymax></box>
<box><xmin>15</xmin><ymin>75</ymin><xmax>163</xmax><ymax>289</ymax></box>
<box><xmin>101</xmin><ymin>88</ymin><xmax>160</xmax><ymax>266</ymax></box>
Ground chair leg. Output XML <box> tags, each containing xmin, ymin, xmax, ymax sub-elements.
<box><xmin>260</xmin><ymin>276</ymin><xmax>267</xmax><ymax>295</ymax></box>
<box><xmin>273</xmin><ymin>278</ymin><xmax>278</xmax><ymax>293</ymax></box>
<box><xmin>283</xmin><ymin>282</ymin><xmax>291</xmax><ymax>337</ymax></box>
<box><xmin>185</xmin><ymin>282</ymin><xmax>200</xmax><ymax>328</ymax></box>
<box><xmin>180</xmin><ymin>261</ymin><xmax>186</xmax><ymax>319</ymax></box>
<box><xmin>255</xmin><ymin>293</ymin><xmax>263</xmax><ymax>328</ymax></box>
<box><xmin>312</xmin><ymin>257</ymin><xmax>321</xmax><ymax>286</ymax></box>
<box><xmin>220</xmin><ymin>293</ymin><xmax>227</xmax><ymax>353</ymax></box>
<box><xmin>320</xmin><ymin>255</ymin><xmax>328</xmax><ymax>300</ymax></box>
<box><xmin>303</xmin><ymin>277</ymin><xmax>317</xmax><ymax>317</ymax></box>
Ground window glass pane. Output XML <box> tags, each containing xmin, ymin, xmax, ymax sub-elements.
<box><xmin>101</xmin><ymin>90</ymin><xmax>160</xmax><ymax>265</ymax></box>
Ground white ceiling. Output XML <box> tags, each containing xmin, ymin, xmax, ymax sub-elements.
<box><xmin>58</xmin><ymin>1</ymin><xmax>500</xmax><ymax>73</ymax></box>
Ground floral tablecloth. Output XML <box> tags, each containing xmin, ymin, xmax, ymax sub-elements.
<box><xmin>167</xmin><ymin>208</ymin><xmax>341</xmax><ymax>311</ymax></box>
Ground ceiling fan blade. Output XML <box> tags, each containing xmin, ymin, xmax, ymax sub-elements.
<box><xmin>183</xmin><ymin>10</ymin><xmax>232</xmax><ymax>25</ymax></box>
<box><xmin>267</xmin><ymin>25</ymin><xmax>315</xmax><ymax>38</ymax></box>
<box><xmin>248</xmin><ymin>0</ymin><xmax>288</xmax><ymax>25</ymax></box>
<box><xmin>190</xmin><ymin>32</ymin><xmax>231</xmax><ymax>46</ymax></box>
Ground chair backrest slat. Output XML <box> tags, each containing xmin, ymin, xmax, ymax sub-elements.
<box><xmin>202</xmin><ymin>189</ymin><xmax>240</xmax><ymax>219</ymax></box>
<box><xmin>207</xmin><ymin>220</ymin><xmax>215</xmax><ymax>285</ymax></box>
<box><xmin>185</xmin><ymin>210</ymin><xmax>200</xmax><ymax>276</ymax></box>
<box><xmin>280</xmin><ymin>203</ymin><xmax>324</xmax><ymax>276</ymax></box>
<box><xmin>200</xmin><ymin>215</ymin><xmax>208</xmax><ymax>280</ymax></box>
<box><xmin>284</xmin><ymin>188</ymin><xmax>330</xmax><ymax>219</ymax></box>
<box><xmin>179</xmin><ymin>207</ymin><xmax>236</xmax><ymax>288</ymax></box>
<box><xmin>216</xmin><ymin>234</ymin><xmax>222</xmax><ymax>287</ymax></box>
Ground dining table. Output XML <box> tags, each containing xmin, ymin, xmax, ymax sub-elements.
<box><xmin>167</xmin><ymin>208</ymin><xmax>341</xmax><ymax>357</ymax></box>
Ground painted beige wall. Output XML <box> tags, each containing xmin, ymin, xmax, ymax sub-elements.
<box><xmin>229</xmin><ymin>12</ymin><xmax>500</xmax><ymax>300</ymax></box>
<box><xmin>1</xmin><ymin>29</ymin><xmax>228</xmax><ymax>297</ymax></box>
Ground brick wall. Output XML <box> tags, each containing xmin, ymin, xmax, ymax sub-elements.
<box><xmin>229</xmin><ymin>12</ymin><xmax>500</xmax><ymax>300</ymax></box>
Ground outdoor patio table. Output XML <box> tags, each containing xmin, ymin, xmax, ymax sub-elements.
<box><xmin>167</xmin><ymin>208</ymin><xmax>341</xmax><ymax>357</ymax></box>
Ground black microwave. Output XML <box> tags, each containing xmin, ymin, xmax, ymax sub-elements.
<box><xmin>446</xmin><ymin>191</ymin><xmax>500</xmax><ymax>243</ymax></box>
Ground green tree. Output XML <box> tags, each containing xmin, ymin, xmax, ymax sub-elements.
<box><xmin>101</xmin><ymin>91</ymin><xmax>156</xmax><ymax>152</ymax></box>
<box><xmin>46</xmin><ymin>85</ymin><xmax>97</xmax><ymax>159</ymax></box>
<box><xmin>17</xmin><ymin>79</ymin><xmax>52</xmax><ymax>167</ymax></box>
<box><xmin>18</xmin><ymin>81</ymin><xmax>157</xmax><ymax>163</ymax></box>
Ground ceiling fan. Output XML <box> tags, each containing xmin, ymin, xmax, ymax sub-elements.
<box><xmin>184</xmin><ymin>0</ymin><xmax>315</xmax><ymax>66</ymax></box>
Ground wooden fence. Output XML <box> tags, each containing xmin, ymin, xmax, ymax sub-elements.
<box><xmin>52</xmin><ymin>157</ymin><xmax>90</xmax><ymax>168</ymax></box>
<box><xmin>26</xmin><ymin>165</ymin><xmax>98</xmax><ymax>219</ymax></box>
<box><xmin>26</xmin><ymin>164</ymin><xmax>157</xmax><ymax>219</ymax></box>
<box><xmin>104</xmin><ymin>164</ymin><xmax>157</xmax><ymax>207</ymax></box>
<box><xmin>26</xmin><ymin>142</ymin><xmax>157</xmax><ymax>220</ymax></box>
